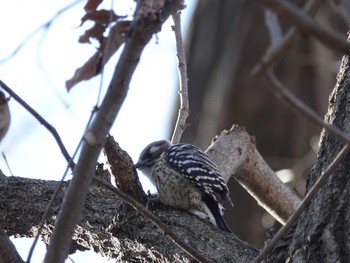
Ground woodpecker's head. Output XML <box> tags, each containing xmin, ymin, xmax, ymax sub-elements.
<box><xmin>135</xmin><ymin>140</ymin><xmax>172</xmax><ymax>173</ymax></box>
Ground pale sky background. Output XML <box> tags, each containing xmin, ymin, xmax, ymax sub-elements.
<box><xmin>0</xmin><ymin>0</ymin><xmax>196</xmax><ymax>262</ymax></box>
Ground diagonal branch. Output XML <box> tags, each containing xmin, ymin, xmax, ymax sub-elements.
<box><xmin>254</xmin><ymin>144</ymin><xmax>350</xmax><ymax>262</ymax></box>
<box><xmin>252</xmin><ymin>0</ymin><xmax>322</xmax><ymax>76</ymax></box>
<box><xmin>258</xmin><ymin>0</ymin><xmax>350</xmax><ymax>54</ymax></box>
<box><xmin>262</xmin><ymin>71</ymin><xmax>350</xmax><ymax>145</ymax></box>
<box><xmin>0</xmin><ymin>80</ymin><xmax>74</xmax><ymax>168</ymax></box>
<box><xmin>44</xmin><ymin>1</ymin><xmax>185</xmax><ymax>262</ymax></box>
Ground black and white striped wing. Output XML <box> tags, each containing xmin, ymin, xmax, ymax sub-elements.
<box><xmin>165</xmin><ymin>143</ymin><xmax>231</xmax><ymax>203</ymax></box>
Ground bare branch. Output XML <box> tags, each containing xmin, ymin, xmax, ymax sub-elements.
<box><xmin>44</xmin><ymin>1</ymin><xmax>185</xmax><ymax>262</ymax></box>
<box><xmin>0</xmin><ymin>80</ymin><xmax>74</xmax><ymax>168</ymax></box>
<box><xmin>254</xmin><ymin>145</ymin><xmax>350</xmax><ymax>262</ymax></box>
<box><xmin>171</xmin><ymin>11</ymin><xmax>190</xmax><ymax>144</ymax></box>
<box><xmin>262</xmin><ymin>71</ymin><xmax>350</xmax><ymax>145</ymax></box>
<box><xmin>258</xmin><ymin>0</ymin><xmax>350</xmax><ymax>54</ymax></box>
<box><xmin>252</xmin><ymin>0</ymin><xmax>322</xmax><ymax>76</ymax></box>
<box><xmin>206</xmin><ymin>125</ymin><xmax>302</xmax><ymax>225</ymax></box>
<box><xmin>328</xmin><ymin>0</ymin><xmax>350</xmax><ymax>26</ymax></box>
<box><xmin>264</xmin><ymin>9</ymin><xmax>283</xmax><ymax>48</ymax></box>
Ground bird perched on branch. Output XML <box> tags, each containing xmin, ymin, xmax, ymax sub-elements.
<box><xmin>135</xmin><ymin>140</ymin><xmax>233</xmax><ymax>232</ymax></box>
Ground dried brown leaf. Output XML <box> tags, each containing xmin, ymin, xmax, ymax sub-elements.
<box><xmin>66</xmin><ymin>21</ymin><xmax>131</xmax><ymax>91</ymax></box>
<box><xmin>81</xmin><ymin>9</ymin><xmax>118</xmax><ymax>26</ymax></box>
<box><xmin>79</xmin><ymin>24</ymin><xmax>105</xmax><ymax>44</ymax></box>
<box><xmin>84</xmin><ymin>0</ymin><xmax>103</xmax><ymax>12</ymax></box>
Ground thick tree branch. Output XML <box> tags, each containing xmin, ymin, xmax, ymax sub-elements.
<box><xmin>45</xmin><ymin>1</ymin><xmax>185</xmax><ymax>262</ymax></box>
<box><xmin>0</xmin><ymin>176</ymin><xmax>258</xmax><ymax>262</ymax></box>
<box><xmin>205</xmin><ymin>125</ymin><xmax>301</xmax><ymax>225</ymax></box>
<box><xmin>92</xmin><ymin>177</ymin><xmax>209</xmax><ymax>263</ymax></box>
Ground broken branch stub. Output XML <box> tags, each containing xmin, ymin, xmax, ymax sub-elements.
<box><xmin>206</xmin><ymin>125</ymin><xmax>301</xmax><ymax>225</ymax></box>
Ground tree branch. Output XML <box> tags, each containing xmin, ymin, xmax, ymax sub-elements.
<box><xmin>258</xmin><ymin>0</ymin><xmax>350</xmax><ymax>54</ymax></box>
<box><xmin>93</xmin><ymin>176</ymin><xmax>209</xmax><ymax>263</ymax></box>
<box><xmin>262</xmin><ymin>71</ymin><xmax>350</xmax><ymax>145</ymax></box>
<box><xmin>0</xmin><ymin>80</ymin><xmax>73</xmax><ymax>167</ymax></box>
<box><xmin>252</xmin><ymin>0</ymin><xmax>322</xmax><ymax>76</ymax></box>
<box><xmin>171</xmin><ymin>11</ymin><xmax>190</xmax><ymax>144</ymax></box>
<box><xmin>205</xmin><ymin>125</ymin><xmax>302</xmax><ymax>225</ymax></box>
<box><xmin>0</xmin><ymin>176</ymin><xmax>258</xmax><ymax>262</ymax></box>
<box><xmin>45</xmin><ymin>1</ymin><xmax>185</xmax><ymax>262</ymax></box>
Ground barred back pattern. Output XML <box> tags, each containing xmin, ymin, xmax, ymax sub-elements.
<box><xmin>165</xmin><ymin>143</ymin><xmax>232</xmax><ymax>206</ymax></box>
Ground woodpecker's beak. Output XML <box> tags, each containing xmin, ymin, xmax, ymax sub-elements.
<box><xmin>134</xmin><ymin>161</ymin><xmax>141</xmax><ymax>169</ymax></box>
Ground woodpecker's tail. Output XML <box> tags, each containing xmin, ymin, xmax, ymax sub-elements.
<box><xmin>202</xmin><ymin>194</ymin><xmax>232</xmax><ymax>233</ymax></box>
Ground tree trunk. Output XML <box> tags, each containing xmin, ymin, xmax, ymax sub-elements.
<box><xmin>269</xmin><ymin>49</ymin><xmax>350</xmax><ymax>263</ymax></box>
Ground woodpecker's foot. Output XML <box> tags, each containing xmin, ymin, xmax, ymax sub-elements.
<box><xmin>146</xmin><ymin>191</ymin><xmax>160</xmax><ymax>209</ymax></box>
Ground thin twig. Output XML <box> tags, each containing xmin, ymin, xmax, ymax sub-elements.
<box><xmin>2</xmin><ymin>152</ymin><xmax>14</xmax><ymax>177</ymax></box>
<box><xmin>171</xmin><ymin>11</ymin><xmax>189</xmax><ymax>144</ymax></box>
<box><xmin>262</xmin><ymin>71</ymin><xmax>350</xmax><ymax>146</ymax></box>
<box><xmin>0</xmin><ymin>0</ymin><xmax>81</xmax><ymax>63</ymax></box>
<box><xmin>252</xmin><ymin>0</ymin><xmax>321</xmax><ymax>76</ymax></box>
<box><xmin>254</xmin><ymin>145</ymin><xmax>350</xmax><ymax>262</ymax></box>
<box><xmin>0</xmin><ymin>80</ymin><xmax>74</xmax><ymax>168</ymax></box>
<box><xmin>92</xmin><ymin>176</ymin><xmax>208</xmax><ymax>263</ymax></box>
<box><xmin>258</xmin><ymin>0</ymin><xmax>350</xmax><ymax>54</ymax></box>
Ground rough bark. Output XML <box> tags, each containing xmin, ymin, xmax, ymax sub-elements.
<box><xmin>268</xmin><ymin>47</ymin><xmax>350</xmax><ymax>262</ymax></box>
<box><xmin>0</xmin><ymin>176</ymin><xmax>258</xmax><ymax>262</ymax></box>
